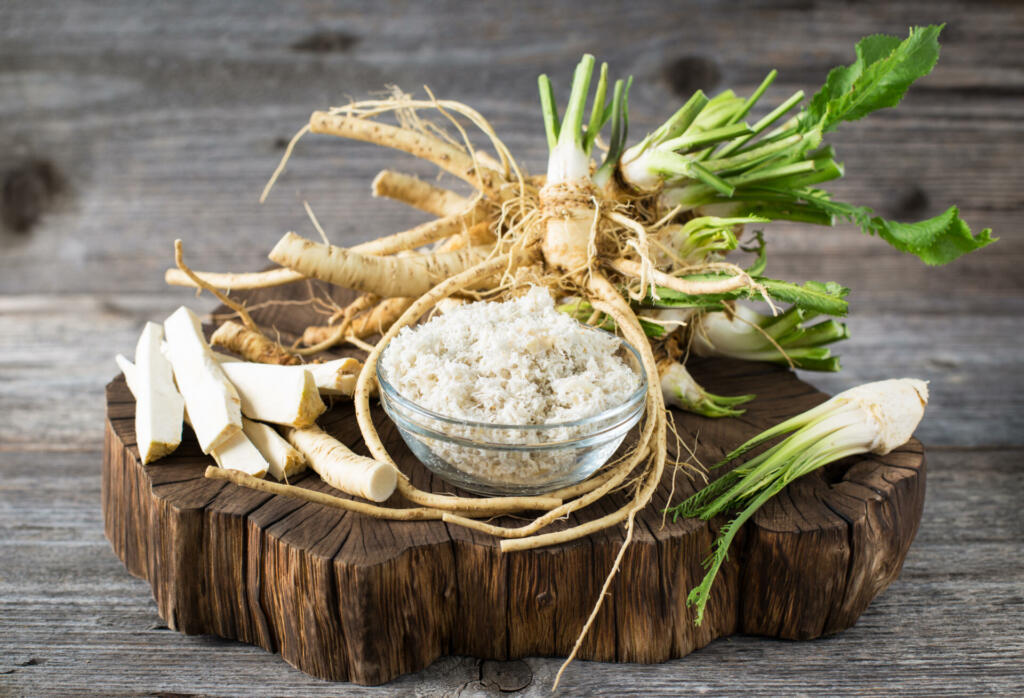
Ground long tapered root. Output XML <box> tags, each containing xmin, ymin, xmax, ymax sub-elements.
<box><xmin>351</xmin><ymin>207</ymin><xmax>489</xmax><ymax>256</ymax></box>
<box><xmin>371</xmin><ymin>170</ymin><xmax>475</xmax><ymax>218</ymax></box>
<box><xmin>165</xmin><ymin>266</ymin><xmax>306</xmax><ymax>290</ymax></box>
<box><xmin>210</xmin><ymin>321</ymin><xmax>300</xmax><ymax>365</ymax></box>
<box><xmin>310</xmin><ymin>111</ymin><xmax>505</xmax><ymax>197</ymax></box>
<box><xmin>349</xmin><ymin>251</ymin><xmax>576</xmax><ymax>515</ymax></box>
<box><xmin>301</xmin><ymin>297</ymin><xmax>415</xmax><ymax>347</ymax></box>
<box><xmin>269</xmin><ymin>232</ymin><xmax>493</xmax><ymax>299</ymax></box>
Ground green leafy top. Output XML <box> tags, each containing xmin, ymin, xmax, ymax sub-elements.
<box><xmin>801</xmin><ymin>25</ymin><xmax>943</xmax><ymax>133</ymax></box>
<box><xmin>650</xmin><ymin>25</ymin><xmax>996</xmax><ymax>266</ymax></box>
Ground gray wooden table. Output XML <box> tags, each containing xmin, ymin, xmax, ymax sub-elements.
<box><xmin>2</xmin><ymin>1</ymin><xmax>1022</xmax><ymax>695</ymax></box>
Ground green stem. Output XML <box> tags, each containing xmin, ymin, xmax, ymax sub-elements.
<box><xmin>784</xmin><ymin>319</ymin><xmax>849</xmax><ymax>347</ymax></box>
<box><xmin>595</xmin><ymin>77</ymin><xmax>632</xmax><ymax>185</ymax></box>
<box><xmin>538</xmin><ymin>74</ymin><xmax>560</xmax><ymax>152</ymax></box>
<box><xmin>701</xmin><ymin>411</ymin><xmax>852</xmax><ymax>516</ymax></box>
<box><xmin>649</xmin><ymin>90</ymin><xmax>709</xmax><ymax>149</ymax></box>
<box><xmin>726</xmin><ymin>160</ymin><xmax>818</xmax><ymax>187</ymax></box>
<box><xmin>716</xmin><ymin>91</ymin><xmax>805</xmax><ymax>158</ymax></box>
<box><xmin>559</xmin><ymin>54</ymin><xmax>595</xmax><ymax>151</ymax></box>
<box><xmin>661</xmin><ymin>122</ymin><xmax>753</xmax><ymax>152</ymax></box>
<box><xmin>702</xmin><ymin>133</ymin><xmax>805</xmax><ymax>174</ymax></box>
<box><xmin>729</xmin><ymin>70</ymin><xmax>778</xmax><ymax>125</ymax></box>
<box><xmin>687</xmin><ymin>477</ymin><xmax>788</xmax><ymax>625</ymax></box>
<box><xmin>583</xmin><ymin>62</ymin><xmax>609</xmax><ymax>153</ymax></box>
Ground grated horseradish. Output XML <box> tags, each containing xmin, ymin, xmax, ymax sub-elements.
<box><xmin>381</xmin><ymin>287</ymin><xmax>642</xmax><ymax>486</ymax></box>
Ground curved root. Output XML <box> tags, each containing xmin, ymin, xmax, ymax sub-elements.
<box><xmin>352</xmin><ymin>251</ymin><xmax>570</xmax><ymax>514</ymax></box>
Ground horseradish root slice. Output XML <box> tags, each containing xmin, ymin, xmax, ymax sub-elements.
<box><xmin>208</xmin><ymin>429</ymin><xmax>269</xmax><ymax>479</ymax></box>
<box><xmin>132</xmin><ymin>322</ymin><xmax>185</xmax><ymax>464</ymax></box>
<box><xmin>163</xmin><ymin>306</ymin><xmax>242</xmax><ymax>453</ymax></box>
<box><xmin>117</xmin><ymin>353</ymin><xmax>265</xmax><ymax>477</ymax></box>
<box><xmin>219</xmin><ymin>361</ymin><xmax>326</xmax><ymax>428</ymax></box>
<box><xmin>242</xmin><ymin>417</ymin><xmax>307</xmax><ymax>481</ymax></box>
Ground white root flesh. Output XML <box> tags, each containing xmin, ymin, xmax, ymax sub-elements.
<box><xmin>219</xmin><ymin>361</ymin><xmax>326</xmax><ymax>428</ymax></box>
<box><xmin>242</xmin><ymin>418</ymin><xmax>307</xmax><ymax>481</ymax></box>
<box><xmin>269</xmin><ymin>231</ymin><xmax>492</xmax><ymax>298</ymax></box>
<box><xmin>163</xmin><ymin>306</ymin><xmax>242</xmax><ymax>453</ymax></box>
<box><xmin>285</xmin><ymin>424</ymin><xmax>398</xmax><ymax>502</ymax></box>
<box><xmin>304</xmin><ymin>358</ymin><xmax>363</xmax><ymax>396</ymax></box>
<box><xmin>208</xmin><ymin>429</ymin><xmax>269</xmax><ymax>478</ymax></box>
<box><xmin>117</xmin><ymin>354</ymin><xmax>267</xmax><ymax>477</ymax></box>
<box><xmin>213</xmin><ymin>354</ymin><xmax>362</xmax><ymax>398</ymax></box>
<box><xmin>133</xmin><ymin>322</ymin><xmax>185</xmax><ymax>464</ymax></box>
<box><xmin>830</xmin><ymin>378</ymin><xmax>929</xmax><ymax>455</ymax></box>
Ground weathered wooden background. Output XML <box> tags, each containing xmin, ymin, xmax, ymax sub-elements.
<box><xmin>2</xmin><ymin>1</ymin><xmax>1022</xmax><ymax>695</ymax></box>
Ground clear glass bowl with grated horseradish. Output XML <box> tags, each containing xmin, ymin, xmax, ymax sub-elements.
<box><xmin>377</xmin><ymin>331</ymin><xmax>647</xmax><ymax>496</ymax></box>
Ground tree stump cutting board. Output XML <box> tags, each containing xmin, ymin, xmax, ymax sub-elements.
<box><xmin>102</xmin><ymin>282</ymin><xmax>926</xmax><ymax>686</ymax></box>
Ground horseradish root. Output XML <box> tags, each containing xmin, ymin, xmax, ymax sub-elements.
<box><xmin>208</xmin><ymin>429</ymin><xmax>269</xmax><ymax>478</ymax></box>
<box><xmin>371</xmin><ymin>169</ymin><xmax>474</xmax><ymax>217</ymax></box>
<box><xmin>132</xmin><ymin>322</ymin><xmax>184</xmax><ymax>463</ymax></box>
<box><xmin>669</xmin><ymin>378</ymin><xmax>929</xmax><ymax>625</ymax></box>
<box><xmin>285</xmin><ymin>424</ymin><xmax>397</xmax><ymax>502</ymax></box>
<box><xmin>210</xmin><ymin>321</ymin><xmax>300</xmax><ymax>365</ymax></box>
<box><xmin>117</xmin><ymin>353</ymin><xmax>266</xmax><ymax>477</ymax></box>
<box><xmin>150</xmin><ymin>31</ymin><xmax>994</xmax><ymax>682</ymax></box>
<box><xmin>242</xmin><ymin>418</ymin><xmax>306</xmax><ymax>481</ymax></box>
<box><xmin>163</xmin><ymin>306</ymin><xmax>242</xmax><ymax>453</ymax></box>
<box><xmin>219</xmin><ymin>361</ymin><xmax>326</xmax><ymax>428</ymax></box>
<box><xmin>269</xmin><ymin>232</ymin><xmax>492</xmax><ymax>298</ymax></box>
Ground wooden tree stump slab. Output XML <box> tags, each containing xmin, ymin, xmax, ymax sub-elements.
<box><xmin>101</xmin><ymin>283</ymin><xmax>926</xmax><ymax>686</ymax></box>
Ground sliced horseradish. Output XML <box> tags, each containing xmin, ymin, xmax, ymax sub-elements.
<box><xmin>163</xmin><ymin>306</ymin><xmax>242</xmax><ymax>453</ymax></box>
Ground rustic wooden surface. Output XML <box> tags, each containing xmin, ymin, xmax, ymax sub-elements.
<box><xmin>100</xmin><ymin>281</ymin><xmax>927</xmax><ymax>685</ymax></box>
<box><xmin>1</xmin><ymin>0</ymin><xmax>1022</xmax><ymax>695</ymax></box>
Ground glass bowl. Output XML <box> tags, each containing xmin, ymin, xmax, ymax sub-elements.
<box><xmin>376</xmin><ymin>330</ymin><xmax>648</xmax><ymax>496</ymax></box>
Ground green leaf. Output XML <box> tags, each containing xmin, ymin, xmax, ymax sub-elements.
<box><xmin>759</xmin><ymin>278</ymin><xmax>850</xmax><ymax>317</ymax></box>
<box><xmin>796</xmin><ymin>192</ymin><xmax>996</xmax><ymax>265</ymax></box>
<box><xmin>866</xmin><ymin>206</ymin><xmax>996</xmax><ymax>266</ymax></box>
<box><xmin>802</xmin><ymin>25</ymin><xmax>943</xmax><ymax>133</ymax></box>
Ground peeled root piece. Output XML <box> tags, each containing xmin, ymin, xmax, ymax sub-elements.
<box><xmin>209</xmin><ymin>429</ymin><xmax>269</xmax><ymax>478</ymax></box>
<box><xmin>242</xmin><ymin>418</ymin><xmax>307</xmax><ymax>481</ymax></box>
<box><xmin>163</xmin><ymin>306</ymin><xmax>242</xmax><ymax>454</ymax></box>
<box><xmin>133</xmin><ymin>322</ymin><xmax>185</xmax><ymax>463</ymax></box>
<box><xmin>220</xmin><ymin>361</ymin><xmax>326</xmax><ymax>428</ymax></box>
<box><xmin>285</xmin><ymin>424</ymin><xmax>398</xmax><ymax>502</ymax></box>
<box><xmin>117</xmin><ymin>354</ymin><xmax>266</xmax><ymax>477</ymax></box>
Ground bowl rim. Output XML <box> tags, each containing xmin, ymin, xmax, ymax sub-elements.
<box><xmin>376</xmin><ymin>325</ymin><xmax>648</xmax><ymax>432</ymax></box>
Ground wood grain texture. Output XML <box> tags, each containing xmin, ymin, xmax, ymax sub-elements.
<box><xmin>94</xmin><ymin>279</ymin><xmax>926</xmax><ymax>685</ymax></box>
<box><xmin>103</xmin><ymin>363</ymin><xmax>926</xmax><ymax>685</ymax></box>
<box><xmin>2</xmin><ymin>0</ymin><xmax>1023</xmax><ymax>695</ymax></box>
